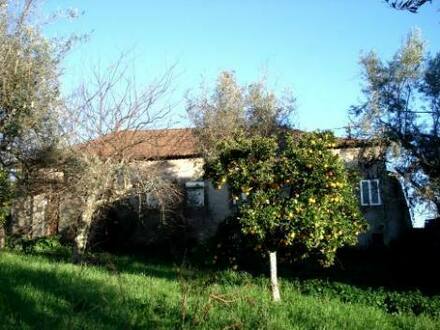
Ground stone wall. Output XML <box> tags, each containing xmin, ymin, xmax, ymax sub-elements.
<box><xmin>11</xmin><ymin>148</ymin><xmax>412</xmax><ymax>249</ymax></box>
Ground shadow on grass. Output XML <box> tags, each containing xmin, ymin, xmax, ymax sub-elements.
<box><xmin>0</xmin><ymin>253</ymin><xmax>182</xmax><ymax>328</ymax></box>
<box><xmin>277</xmin><ymin>247</ymin><xmax>440</xmax><ymax>296</ymax></box>
<box><xmin>25</xmin><ymin>249</ymin><xmax>180</xmax><ymax>281</ymax></box>
<box><xmin>0</xmin><ymin>263</ymin><xmax>122</xmax><ymax>328</ymax></box>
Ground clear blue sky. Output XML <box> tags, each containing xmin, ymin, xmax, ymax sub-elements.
<box><xmin>44</xmin><ymin>0</ymin><xmax>439</xmax><ymax>133</ymax></box>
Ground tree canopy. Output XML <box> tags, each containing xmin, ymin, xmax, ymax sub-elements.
<box><xmin>350</xmin><ymin>30</ymin><xmax>440</xmax><ymax>216</ymax></box>
<box><xmin>0</xmin><ymin>0</ymin><xmax>66</xmax><ymax>171</ymax></box>
<box><xmin>205</xmin><ymin>131</ymin><xmax>366</xmax><ymax>266</ymax></box>
<box><xmin>186</xmin><ymin>71</ymin><xmax>296</xmax><ymax>160</ymax></box>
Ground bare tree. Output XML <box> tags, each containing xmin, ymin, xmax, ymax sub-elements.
<box><xmin>59</xmin><ymin>55</ymin><xmax>181</xmax><ymax>261</ymax></box>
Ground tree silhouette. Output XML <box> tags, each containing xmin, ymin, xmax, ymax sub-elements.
<box><xmin>385</xmin><ymin>0</ymin><xmax>432</xmax><ymax>13</ymax></box>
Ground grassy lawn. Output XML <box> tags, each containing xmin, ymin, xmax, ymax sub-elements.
<box><xmin>0</xmin><ymin>251</ymin><xmax>439</xmax><ymax>329</ymax></box>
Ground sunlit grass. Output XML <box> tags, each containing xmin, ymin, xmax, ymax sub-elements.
<box><xmin>0</xmin><ymin>251</ymin><xmax>438</xmax><ymax>329</ymax></box>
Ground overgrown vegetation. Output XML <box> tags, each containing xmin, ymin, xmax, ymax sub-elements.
<box><xmin>204</xmin><ymin>131</ymin><xmax>366</xmax><ymax>300</ymax></box>
<box><xmin>350</xmin><ymin>30</ymin><xmax>440</xmax><ymax>217</ymax></box>
<box><xmin>0</xmin><ymin>168</ymin><xmax>12</xmax><ymax>247</ymax></box>
<box><xmin>0</xmin><ymin>250</ymin><xmax>439</xmax><ymax>329</ymax></box>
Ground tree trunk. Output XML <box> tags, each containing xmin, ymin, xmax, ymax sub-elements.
<box><xmin>269</xmin><ymin>251</ymin><xmax>281</xmax><ymax>302</ymax></box>
<box><xmin>72</xmin><ymin>198</ymin><xmax>96</xmax><ymax>263</ymax></box>
<box><xmin>0</xmin><ymin>225</ymin><xmax>5</xmax><ymax>250</ymax></box>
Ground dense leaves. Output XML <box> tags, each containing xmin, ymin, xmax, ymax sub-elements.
<box><xmin>292</xmin><ymin>278</ymin><xmax>440</xmax><ymax>318</ymax></box>
<box><xmin>205</xmin><ymin>131</ymin><xmax>366</xmax><ymax>266</ymax></box>
<box><xmin>0</xmin><ymin>0</ymin><xmax>64</xmax><ymax>169</ymax></box>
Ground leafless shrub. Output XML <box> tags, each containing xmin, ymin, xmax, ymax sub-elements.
<box><xmin>58</xmin><ymin>54</ymin><xmax>181</xmax><ymax>261</ymax></box>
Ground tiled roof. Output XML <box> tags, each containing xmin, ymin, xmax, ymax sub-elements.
<box><xmin>82</xmin><ymin>128</ymin><xmax>200</xmax><ymax>160</ymax></box>
<box><xmin>82</xmin><ymin>128</ymin><xmax>368</xmax><ymax>160</ymax></box>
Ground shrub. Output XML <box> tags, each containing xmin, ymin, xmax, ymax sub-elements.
<box><xmin>289</xmin><ymin>278</ymin><xmax>440</xmax><ymax>318</ymax></box>
<box><xmin>7</xmin><ymin>235</ymin><xmax>71</xmax><ymax>258</ymax></box>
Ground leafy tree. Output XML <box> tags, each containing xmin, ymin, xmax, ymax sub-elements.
<box><xmin>350</xmin><ymin>30</ymin><xmax>440</xmax><ymax>217</ymax></box>
<box><xmin>385</xmin><ymin>0</ymin><xmax>432</xmax><ymax>13</ymax></box>
<box><xmin>0</xmin><ymin>0</ymin><xmax>73</xmax><ymax>246</ymax></box>
<box><xmin>205</xmin><ymin>131</ymin><xmax>366</xmax><ymax>301</ymax></box>
<box><xmin>186</xmin><ymin>71</ymin><xmax>296</xmax><ymax>160</ymax></box>
<box><xmin>0</xmin><ymin>0</ymin><xmax>81</xmax><ymax>235</ymax></box>
<box><xmin>0</xmin><ymin>0</ymin><xmax>70</xmax><ymax>171</ymax></box>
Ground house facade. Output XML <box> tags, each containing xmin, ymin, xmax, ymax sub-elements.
<box><xmin>10</xmin><ymin>128</ymin><xmax>412</xmax><ymax>248</ymax></box>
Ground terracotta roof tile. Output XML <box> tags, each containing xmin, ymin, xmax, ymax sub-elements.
<box><xmin>82</xmin><ymin>128</ymin><xmax>200</xmax><ymax>160</ymax></box>
<box><xmin>82</xmin><ymin>128</ymin><xmax>368</xmax><ymax>160</ymax></box>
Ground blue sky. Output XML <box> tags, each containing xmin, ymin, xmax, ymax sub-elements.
<box><xmin>44</xmin><ymin>0</ymin><xmax>439</xmax><ymax>134</ymax></box>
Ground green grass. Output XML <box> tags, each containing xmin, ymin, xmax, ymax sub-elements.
<box><xmin>0</xmin><ymin>251</ymin><xmax>439</xmax><ymax>329</ymax></box>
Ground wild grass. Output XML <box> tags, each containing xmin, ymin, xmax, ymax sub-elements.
<box><xmin>0</xmin><ymin>251</ymin><xmax>439</xmax><ymax>329</ymax></box>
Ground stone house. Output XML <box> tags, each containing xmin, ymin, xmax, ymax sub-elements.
<box><xmin>10</xmin><ymin>128</ymin><xmax>412</xmax><ymax>248</ymax></box>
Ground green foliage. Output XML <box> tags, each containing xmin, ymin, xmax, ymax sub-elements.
<box><xmin>0</xmin><ymin>1</ymin><xmax>64</xmax><ymax>168</ymax></box>
<box><xmin>186</xmin><ymin>71</ymin><xmax>296</xmax><ymax>159</ymax></box>
<box><xmin>196</xmin><ymin>216</ymin><xmax>264</xmax><ymax>270</ymax></box>
<box><xmin>350</xmin><ymin>30</ymin><xmax>440</xmax><ymax>213</ymax></box>
<box><xmin>0</xmin><ymin>251</ymin><xmax>439</xmax><ymax>328</ymax></box>
<box><xmin>7</xmin><ymin>235</ymin><xmax>71</xmax><ymax>258</ymax></box>
<box><xmin>0</xmin><ymin>168</ymin><xmax>12</xmax><ymax>226</ymax></box>
<box><xmin>205</xmin><ymin>131</ymin><xmax>366</xmax><ymax>266</ymax></box>
<box><xmin>290</xmin><ymin>278</ymin><xmax>440</xmax><ymax>318</ymax></box>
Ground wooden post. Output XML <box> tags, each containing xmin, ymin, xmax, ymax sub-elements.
<box><xmin>269</xmin><ymin>251</ymin><xmax>281</xmax><ymax>302</ymax></box>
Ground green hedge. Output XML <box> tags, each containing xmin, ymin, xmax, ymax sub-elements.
<box><xmin>289</xmin><ymin>278</ymin><xmax>440</xmax><ymax>318</ymax></box>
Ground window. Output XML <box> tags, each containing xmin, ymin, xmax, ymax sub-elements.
<box><xmin>185</xmin><ymin>181</ymin><xmax>205</xmax><ymax>207</ymax></box>
<box><xmin>360</xmin><ymin>179</ymin><xmax>381</xmax><ymax>206</ymax></box>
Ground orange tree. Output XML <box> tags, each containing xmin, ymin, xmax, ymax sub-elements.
<box><xmin>204</xmin><ymin>131</ymin><xmax>366</xmax><ymax>301</ymax></box>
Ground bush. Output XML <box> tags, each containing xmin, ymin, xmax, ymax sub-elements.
<box><xmin>289</xmin><ymin>278</ymin><xmax>440</xmax><ymax>318</ymax></box>
<box><xmin>192</xmin><ymin>216</ymin><xmax>266</xmax><ymax>271</ymax></box>
<box><xmin>6</xmin><ymin>235</ymin><xmax>71</xmax><ymax>258</ymax></box>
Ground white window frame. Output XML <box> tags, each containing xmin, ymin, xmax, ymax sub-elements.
<box><xmin>360</xmin><ymin>179</ymin><xmax>382</xmax><ymax>206</ymax></box>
